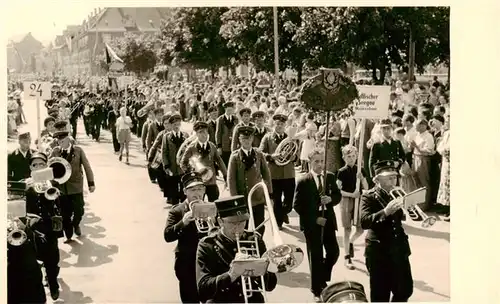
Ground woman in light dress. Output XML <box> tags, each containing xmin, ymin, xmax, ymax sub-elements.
<box><xmin>116</xmin><ymin>106</ymin><xmax>133</xmax><ymax>164</ymax></box>
<box><xmin>436</xmin><ymin>115</ymin><xmax>450</xmax><ymax>221</ymax></box>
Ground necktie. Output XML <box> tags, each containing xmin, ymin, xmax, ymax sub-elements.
<box><xmin>62</xmin><ymin>149</ymin><xmax>68</xmax><ymax>158</ymax></box>
<box><xmin>318</xmin><ymin>174</ymin><xmax>324</xmax><ymax>195</ymax></box>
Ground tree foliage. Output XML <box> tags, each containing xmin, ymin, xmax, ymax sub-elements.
<box><xmin>106</xmin><ymin>33</ymin><xmax>158</xmax><ymax>75</ymax></box>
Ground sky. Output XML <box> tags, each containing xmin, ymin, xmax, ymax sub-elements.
<box><xmin>5</xmin><ymin>0</ymin><xmax>100</xmax><ymax>46</ymax></box>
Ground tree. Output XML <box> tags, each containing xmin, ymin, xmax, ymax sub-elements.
<box><xmin>106</xmin><ymin>33</ymin><xmax>158</xmax><ymax>76</ymax></box>
<box><xmin>158</xmin><ymin>7</ymin><xmax>233</xmax><ymax>75</ymax></box>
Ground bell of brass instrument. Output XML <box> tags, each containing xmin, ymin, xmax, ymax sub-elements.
<box><xmin>47</xmin><ymin>157</ymin><xmax>72</xmax><ymax>184</ymax></box>
<box><xmin>137</xmin><ymin>100</ymin><xmax>155</xmax><ymax>118</ymax></box>
<box><xmin>189</xmin><ymin>155</ymin><xmax>213</xmax><ymax>182</ymax></box>
<box><xmin>274</xmin><ymin>137</ymin><xmax>298</xmax><ymax>166</ymax></box>
<box><xmin>7</xmin><ymin>219</ymin><xmax>28</xmax><ymax>246</ymax></box>
<box><xmin>150</xmin><ymin>150</ymin><xmax>163</xmax><ymax>169</ymax></box>
<box><xmin>390</xmin><ymin>187</ymin><xmax>437</xmax><ymax>228</ymax></box>
<box><xmin>236</xmin><ymin>182</ymin><xmax>305</xmax><ymax>302</ymax></box>
<box><xmin>189</xmin><ymin>200</ymin><xmax>217</xmax><ymax>233</ymax></box>
<box><xmin>33</xmin><ymin>180</ymin><xmax>60</xmax><ymax>201</ymax></box>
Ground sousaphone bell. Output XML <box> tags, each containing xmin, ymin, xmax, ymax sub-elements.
<box><xmin>48</xmin><ymin>157</ymin><xmax>72</xmax><ymax>184</ymax></box>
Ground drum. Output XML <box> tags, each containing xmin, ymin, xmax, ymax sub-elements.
<box><xmin>320</xmin><ymin>281</ymin><xmax>368</xmax><ymax>303</ymax></box>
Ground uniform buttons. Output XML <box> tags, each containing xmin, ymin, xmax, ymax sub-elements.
<box><xmin>239</xmin><ymin>293</ymin><xmax>242</xmax><ymax>297</ymax></box>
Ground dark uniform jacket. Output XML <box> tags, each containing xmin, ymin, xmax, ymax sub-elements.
<box><xmin>259</xmin><ymin>132</ymin><xmax>297</xmax><ymax>180</ymax></box>
<box><xmin>7</xmin><ymin>148</ymin><xmax>36</xmax><ymax>181</ymax></box>
<box><xmin>227</xmin><ymin>148</ymin><xmax>273</xmax><ymax>207</ymax></box>
<box><xmin>196</xmin><ymin>230</ymin><xmax>278</xmax><ymax>303</ymax></box>
<box><xmin>146</xmin><ymin>120</ymin><xmax>164</xmax><ymax>152</ymax></box>
<box><xmin>207</xmin><ymin>119</ymin><xmax>217</xmax><ymax>145</ymax></box>
<box><xmin>141</xmin><ymin>119</ymin><xmax>152</xmax><ymax>150</ymax></box>
<box><xmin>216</xmin><ymin>115</ymin><xmax>238</xmax><ymax>152</ymax></box>
<box><xmin>162</xmin><ymin>130</ymin><xmax>189</xmax><ymax>176</ymax></box>
<box><xmin>50</xmin><ymin>145</ymin><xmax>95</xmax><ymax>195</ymax></box>
<box><xmin>164</xmin><ymin>200</ymin><xmax>207</xmax><ymax>255</ymax></box>
<box><xmin>25</xmin><ymin>181</ymin><xmax>64</xmax><ymax>239</ymax></box>
<box><xmin>252</xmin><ymin>126</ymin><xmax>270</xmax><ymax>148</ymax></box>
<box><xmin>360</xmin><ymin>186</ymin><xmax>411</xmax><ymax>258</ymax></box>
<box><xmin>368</xmin><ymin>139</ymin><xmax>406</xmax><ymax>176</ymax></box>
<box><xmin>148</xmin><ymin>130</ymin><xmax>169</xmax><ymax>163</ymax></box>
<box><xmin>293</xmin><ymin>172</ymin><xmax>342</xmax><ymax>232</ymax></box>
<box><xmin>231</xmin><ymin>122</ymin><xmax>255</xmax><ymax>151</ymax></box>
<box><xmin>180</xmin><ymin>140</ymin><xmax>227</xmax><ymax>186</ymax></box>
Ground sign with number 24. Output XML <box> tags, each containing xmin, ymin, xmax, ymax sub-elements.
<box><xmin>23</xmin><ymin>82</ymin><xmax>52</xmax><ymax>100</ymax></box>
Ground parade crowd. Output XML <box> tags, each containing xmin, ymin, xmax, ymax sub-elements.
<box><xmin>6</xmin><ymin>71</ymin><xmax>450</xmax><ymax>303</ymax></box>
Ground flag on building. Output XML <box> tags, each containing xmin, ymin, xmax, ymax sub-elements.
<box><xmin>105</xmin><ymin>43</ymin><xmax>124</xmax><ymax>64</ymax></box>
<box><xmin>65</xmin><ymin>35</ymin><xmax>74</xmax><ymax>53</ymax></box>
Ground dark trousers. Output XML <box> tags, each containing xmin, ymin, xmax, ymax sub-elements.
<box><xmin>271</xmin><ymin>178</ymin><xmax>296</xmax><ymax>227</ymax></box>
<box><xmin>365</xmin><ymin>250</ymin><xmax>413</xmax><ymax>302</ymax></box>
<box><xmin>111</xmin><ymin>130</ymin><xmax>120</xmax><ymax>152</ymax></box>
<box><xmin>71</xmin><ymin>119</ymin><xmax>78</xmax><ymax>139</ymax></box>
<box><xmin>92</xmin><ymin>119</ymin><xmax>101</xmax><ymax>140</ymax></box>
<box><xmin>221</xmin><ymin>151</ymin><xmax>231</xmax><ymax>168</ymax></box>
<box><xmin>84</xmin><ymin>116</ymin><xmax>92</xmax><ymax>136</ymax></box>
<box><xmin>245</xmin><ymin>204</ymin><xmax>265</xmax><ymax>236</ymax></box>
<box><xmin>156</xmin><ymin>168</ymin><xmax>169</xmax><ymax>197</ymax></box>
<box><xmin>148</xmin><ymin>166</ymin><xmax>157</xmax><ymax>183</ymax></box>
<box><xmin>170</xmin><ymin>175</ymin><xmax>185</xmax><ymax>205</ymax></box>
<box><xmin>60</xmin><ymin>193</ymin><xmax>85</xmax><ymax>239</ymax></box>
<box><xmin>304</xmin><ymin>224</ymin><xmax>340</xmax><ymax>296</ymax></box>
<box><xmin>175</xmin><ymin>254</ymin><xmax>199</xmax><ymax>303</ymax></box>
<box><xmin>36</xmin><ymin>236</ymin><xmax>60</xmax><ymax>293</ymax></box>
<box><xmin>205</xmin><ymin>184</ymin><xmax>220</xmax><ymax>202</ymax></box>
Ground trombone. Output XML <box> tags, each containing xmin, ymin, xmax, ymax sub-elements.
<box><xmin>189</xmin><ymin>200</ymin><xmax>217</xmax><ymax>233</ymax></box>
<box><xmin>389</xmin><ymin>187</ymin><xmax>437</xmax><ymax>228</ymax></box>
<box><xmin>236</xmin><ymin>181</ymin><xmax>305</xmax><ymax>303</ymax></box>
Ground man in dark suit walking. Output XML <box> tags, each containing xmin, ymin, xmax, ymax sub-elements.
<box><xmin>360</xmin><ymin>160</ymin><xmax>413</xmax><ymax>302</ymax></box>
<box><xmin>164</xmin><ymin>172</ymin><xmax>208</xmax><ymax>303</ymax></box>
<box><xmin>206</xmin><ymin>106</ymin><xmax>218</xmax><ymax>145</ymax></box>
<box><xmin>293</xmin><ymin>148</ymin><xmax>342</xmax><ymax>302</ymax></box>
<box><xmin>215</xmin><ymin>101</ymin><xmax>238</xmax><ymax>166</ymax></box>
<box><xmin>369</xmin><ymin>119</ymin><xmax>406</xmax><ymax>177</ymax></box>
<box><xmin>8</xmin><ymin>132</ymin><xmax>36</xmax><ymax>182</ymax></box>
<box><xmin>50</xmin><ymin>121</ymin><xmax>95</xmax><ymax>242</ymax></box>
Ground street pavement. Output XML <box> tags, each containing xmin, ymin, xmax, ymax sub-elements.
<box><xmin>7</xmin><ymin>98</ymin><xmax>450</xmax><ymax>303</ymax></box>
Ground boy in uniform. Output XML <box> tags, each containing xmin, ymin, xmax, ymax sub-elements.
<box><xmin>336</xmin><ymin>145</ymin><xmax>368</xmax><ymax>270</ymax></box>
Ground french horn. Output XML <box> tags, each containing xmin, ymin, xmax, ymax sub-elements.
<box><xmin>274</xmin><ymin>137</ymin><xmax>298</xmax><ymax>166</ymax></box>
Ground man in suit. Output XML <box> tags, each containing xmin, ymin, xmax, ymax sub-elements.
<box><xmin>8</xmin><ymin>132</ymin><xmax>36</xmax><ymax>182</ymax></box>
<box><xmin>293</xmin><ymin>148</ymin><xmax>342</xmax><ymax>302</ymax></box>
<box><xmin>180</xmin><ymin>121</ymin><xmax>227</xmax><ymax>202</ymax></box>
<box><xmin>206</xmin><ymin>106</ymin><xmax>218</xmax><ymax>144</ymax></box>
<box><xmin>251</xmin><ymin>111</ymin><xmax>269</xmax><ymax>148</ymax></box>
<box><xmin>216</xmin><ymin>101</ymin><xmax>238</xmax><ymax>166</ymax></box>
<box><xmin>360</xmin><ymin>160</ymin><xmax>413</xmax><ymax>302</ymax></box>
<box><xmin>146</xmin><ymin>108</ymin><xmax>166</xmax><ymax>153</ymax></box>
<box><xmin>107</xmin><ymin>102</ymin><xmax>121</xmax><ymax>153</ymax></box>
<box><xmin>162</xmin><ymin>113</ymin><xmax>189</xmax><ymax>205</ymax></box>
<box><xmin>259</xmin><ymin>113</ymin><xmax>297</xmax><ymax>228</ymax></box>
<box><xmin>148</xmin><ymin>114</ymin><xmax>172</xmax><ymax>201</ymax></box>
<box><xmin>164</xmin><ymin>172</ymin><xmax>208</xmax><ymax>303</ymax></box>
<box><xmin>227</xmin><ymin>125</ymin><xmax>272</xmax><ymax>236</ymax></box>
<box><xmin>369</xmin><ymin>119</ymin><xmax>406</xmax><ymax>177</ymax></box>
<box><xmin>141</xmin><ymin>111</ymin><xmax>156</xmax><ymax>183</ymax></box>
<box><xmin>50</xmin><ymin>121</ymin><xmax>95</xmax><ymax>242</ymax></box>
<box><xmin>230</xmin><ymin>107</ymin><xmax>254</xmax><ymax>151</ymax></box>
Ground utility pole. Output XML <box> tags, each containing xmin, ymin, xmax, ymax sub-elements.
<box><xmin>273</xmin><ymin>7</ymin><xmax>280</xmax><ymax>95</ymax></box>
<box><xmin>408</xmin><ymin>29</ymin><xmax>416</xmax><ymax>82</ymax></box>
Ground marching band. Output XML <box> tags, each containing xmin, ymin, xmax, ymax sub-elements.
<box><xmin>5</xmin><ymin>77</ymin><xmax>450</xmax><ymax>304</ymax></box>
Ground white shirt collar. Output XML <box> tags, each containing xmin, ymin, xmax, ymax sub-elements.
<box><xmin>310</xmin><ymin>170</ymin><xmax>324</xmax><ymax>188</ymax></box>
<box><xmin>199</xmin><ymin>141</ymin><xmax>208</xmax><ymax>148</ymax></box>
<box><xmin>241</xmin><ymin>147</ymin><xmax>252</xmax><ymax>155</ymax></box>
<box><xmin>19</xmin><ymin>149</ymin><xmax>28</xmax><ymax>157</ymax></box>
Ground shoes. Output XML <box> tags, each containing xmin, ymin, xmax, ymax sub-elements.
<box><xmin>344</xmin><ymin>256</ymin><xmax>355</xmax><ymax>270</ymax></box>
<box><xmin>119</xmin><ymin>154</ymin><xmax>122</xmax><ymax>161</ymax></box>
<box><xmin>50</xmin><ymin>289</ymin><xmax>60</xmax><ymax>301</ymax></box>
<box><xmin>64</xmin><ymin>238</ymin><xmax>73</xmax><ymax>243</ymax></box>
<box><xmin>283</xmin><ymin>214</ymin><xmax>290</xmax><ymax>224</ymax></box>
<box><xmin>443</xmin><ymin>214</ymin><xmax>450</xmax><ymax>222</ymax></box>
<box><xmin>74</xmin><ymin>226</ymin><xmax>82</xmax><ymax>236</ymax></box>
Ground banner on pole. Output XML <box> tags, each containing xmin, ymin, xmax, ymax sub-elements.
<box><xmin>353</xmin><ymin>85</ymin><xmax>391</xmax><ymax>119</ymax></box>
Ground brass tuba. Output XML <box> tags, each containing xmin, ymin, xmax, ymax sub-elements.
<box><xmin>189</xmin><ymin>155</ymin><xmax>213</xmax><ymax>182</ymax></box>
<box><xmin>7</xmin><ymin>218</ymin><xmax>28</xmax><ymax>246</ymax></box>
<box><xmin>189</xmin><ymin>200</ymin><xmax>217</xmax><ymax>233</ymax></box>
<box><xmin>48</xmin><ymin>157</ymin><xmax>72</xmax><ymax>184</ymax></box>
<box><xmin>137</xmin><ymin>100</ymin><xmax>155</xmax><ymax>118</ymax></box>
<box><xmin>274</xmin><ymin>137</ymin><xmax>298</xmax><ymax>166</ymax></box>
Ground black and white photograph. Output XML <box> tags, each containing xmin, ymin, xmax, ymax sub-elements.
<box><xmin>7</xmin><ymin>1</ymin><xmax>483</xmax><ymax>303</ymax></box>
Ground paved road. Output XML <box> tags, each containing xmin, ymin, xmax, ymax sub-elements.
<box><xmin>8</xmin><ymin>99</ymin><xmax>450</xmax><ymax>303</ymax></box>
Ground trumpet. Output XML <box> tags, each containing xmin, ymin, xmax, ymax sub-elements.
<box><xmin>189</xmin><ymin>155</ymin><xmax>213</xmax><ymax>182</ymax></box>
<box><xmin>236</xmin><ymin>182</ymin><xmax>305</xmax><ymax>302</ymax></box>
<box><xmin>274</xmin><ymin>137</ymin><xmax>298</xmax><ymax>166</ymax></box>
<box><xmin>7</xmin><ymin>219</ymin><xmax>28</xmax><ymax>246</ymax></box>
<box><xmin>189</xmin><ymin>200</ymin><xmax>217</xmax><ymax>233</ymax></box>
<box><xmin>389</xmin><ymin>187</ymin><xmax>437</xmax><ymax>228</ymax></box>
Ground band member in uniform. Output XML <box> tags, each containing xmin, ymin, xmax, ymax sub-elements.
<box><xmin>164</xmin><ymin>172</ymin><xmax>208</xmax><ymax>303</ymax></box>
<box><xmin>231</xmin><ymin>107</ymin><xmax>254</xmax><ymax>151</ymax></box>
<box><xmin>369</xmin><ymin>119</ymin><xmax>406</xmax><ymax>177</ymax></box>
<box><xmin>216</xmin><ymin>101</ymin><xmax>238</xmax><ymax>166</ymax></box>
<box><xmin>251</xmin><ymin>111</ymin><xmax>269</xmax><ymax>148</ymax></box>
<box><xmin>293</xmin><ymin>148</ymin><xmax>341</xmax><ymax>301</ymax></box>
<box><xmin>7</xmin><ymin>217</ymin><xmax>47</xmax><ymax>304</ymax></box>
<box><xmin>8</xmin><ymin>132</ymin><xmax>36</xmax><ymax>182</ymax></box>
<box><xmin>40</xmin><ymin>116</ymin><xmax>56</xmax><ymax>137</ymax></box>
<box><xmin>206</xmin><ymin>106</ymin><xmax>218</xmax><ymax>144</ymax></box>
<box><xmin>146</xmin><ymin>108</ymin><xmax>165</xmax><ymax>153</ymax></box>
<box><xmin>228</xmin><ymin>126</ymin><xmax>272</xmax><ymax>236</ymax></box>
<box><xmin>50</xmin><ymin>121</ymin><xmax>95</xmax><ymax>242</ymax></box>
<box><xmin>25</xmin><ymin>152</ymin><xmax>64</xmax><ymax>300</ymax></box>
<box><xmin>148</xmin><ymin>114</ymin><xmax>172</xmax><ymax>200</ymax></box>
<box><xmin>336</xmin><ymin>145</ymin><xmax>369</xmax><ymax>270</ymax></box>
<box><xmin>180</xmin><ymin>121</ymin><xmax>227</xmax><ymax>202</ymax></box>
<box><xmin>142</xmin><ymin>111</ymin><xmax>156</xmax><ymax>183</ymax></box>
<box><xmin>360</xmin><ymin>160</ymin><xmax>413</xmax><ymax>302</ymax></box>
<box><xmin>259</xmin><ymin>113</ymin><xmax>297</xmax><ymax>228</ymax></box>
<box><xmin>196</xmin><ymin>195</ymin><xmax>278</xmax><ymax>303</ymax></box>
<box><xmin>107</xmin><ymin>103</ymin><xmax>121</xmax><ymax>153</ymax></box>
<box><xmin>162</xmin><ymin>113</ymin><xmax>188</xmax><ymax>205</ymax></box>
